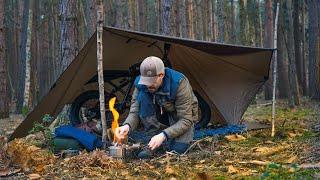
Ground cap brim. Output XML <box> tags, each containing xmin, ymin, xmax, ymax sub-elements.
<box><xmin>138</xmin><ymin>76</ymin><xmax>158</xmax><ymax>86</ymax></box>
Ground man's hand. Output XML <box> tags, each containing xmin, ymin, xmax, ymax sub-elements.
<box><xmin>148</xmin><ymin>132</ymin><xmax>166</xmax><ymax>150</ymax></box>
<box><xmin>115</xmin><ymin>124</ymin><xmax>130</xmax><ymax>140</ymax></box>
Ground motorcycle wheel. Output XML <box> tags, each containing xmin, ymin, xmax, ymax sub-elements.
<box><xmin>69</xmin><ymin>90</ymin><xmax>211</xmax><ymax>129</ymax></box>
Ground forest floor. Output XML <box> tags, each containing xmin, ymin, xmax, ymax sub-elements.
<box><xmin>0</xmin><ymin>98</ymin><xmax>320</xmax><ymax>179</ymax></box>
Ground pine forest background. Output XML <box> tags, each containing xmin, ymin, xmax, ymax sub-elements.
<box><xmin>0</xmin><ymin>0</ymin><xmax>319</xmax><ymax>118</ymax></box>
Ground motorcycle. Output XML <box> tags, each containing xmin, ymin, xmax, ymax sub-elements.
<box><xmin>69</xmin><ymin>58</ymin><xmax>211</xmax><ymax>131</ymax></box>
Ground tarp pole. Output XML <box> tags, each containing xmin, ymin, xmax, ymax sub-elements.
<box><xmin>97</xmin><ymin>0</ymin><xmax>107</xmax><ymax>147</ymax></box>
<box><xmin>272</xmin><ymin>3</ymin><xmax>280</xmax><ymax>137</ymax></box>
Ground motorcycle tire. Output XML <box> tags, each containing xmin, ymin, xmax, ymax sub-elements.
<box><xmin>69</xmin><ymin>90</ymin><xmax>211</xmax><ymax>129</ymax></box>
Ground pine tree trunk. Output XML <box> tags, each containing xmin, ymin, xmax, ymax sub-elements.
<box><xmin>180</xmin><ymin>0</ymin><xmax>187</xmax><ymax>38</ymax></box>
<box><xmin>239</xmin><ymin>0</ymin><xmax>246</xmax><ymax>45</ymax></box>
<box><xmin>169</xmin><ymin>0</ymin><xmax>176</xmax><ymax>36</ymax></box>
<box><xmin>247</xmin><ymin>1</ymin><xmax>255</xmax><ymax>45</ymax></box>
<box><xmin>128</xmin><ymin>0</ymin><xmax>134</xmax><ymax>29</ymax></box>
<box><xmin>4</xmin><ymin>1</ymin><xmax>16</xmax><ymax>112</ymax></box>
<box><xmin>293</xmin><ymin>0</ymin><xmax>303</xmax><ymax>95</ymax></box>
<box><xmin>229</xmin><ymin>0</ymin><xmax>235</xmax><ymax>43</ymax></box>
<box><xmin>211</xmin><ymin>0</ymin><xmax>216</xmax><ymax>41</ymax></box>
<box><xmin>136</xmin><ymin>0</ymin><xmax>141</xmax><ymax>31</ymax></box>
<box><xmin>195</xmin><ymin>0</ymin><xmax>203</xmax><ymax>40</ymax></box>
<box><xmin>216</xmin><ymin>0</ymin><xmax>225</xmax><ymax>42</ymax></box>
<box><xmin>277</xmin><ymin>2</ymin><xmax>289</xmax><ymax>99</ymax></box>
<box><xmin>114</xmin><ymin>0</ymin><xmax>122</xmax><ymax>28</ymax></box>
<box><xmin>201</xmin><ymin>0</ymin><xmax>207</xmax><ymax>40</ymax></box>
<box><xmin>59</xmin><ymin>0</ymin><xmax>78</xmax><ymax>72</ymax></box>
<box><xmin>39</xmin><ymin>0</ymin><xmax>50</xmax><ymax>98</ymax></box>
<box><xmin>161</xmin><ymin>0</ymin><xmax>171</xmax><ymax>35</ymax></box>
<box><xmin>253</xmin><ymin>0</ymin><xmax>261</xmax><ymax>47</ymax></box>
<box><xmin>156</xmin><ymin>0</ymin><xmax>161</xmax><ymax>33</ymax></box>
<box><xmin>286</xmin><ymin>0</ymin><xmax>300</xmax><ymax>107</ymax></box>
<box><xmin>186</xmin><ymin>0</ymin><xmax>194</xmax><ymax>39</ymax></box>
<box><xmin>308</xmin><ymin>0</ymin><xmax>320</xmax><ymax>100</ymax></box>
<box><xmin>138</xmin><ymin>0</ymin><xmax>146</xmax><ymax>31</ymax></box>
<box><xmin>258</xmin><ymin>1</ymin><xmax>263</xmax><ymax>47</ymax></box>
<box><xmin>264</xmin><ymin>0</ymin><xmax>273</xmax><ymax>100</ymax></box>
<box><xmin>0</xmin><ymin>0</ymin><xmax>9</xmax><ymax>118</ymax></box>
<box><xmin>81</xmin><ymin>0</ymin><xmax>96</xmax><ymax>38</ymax></box>
<box><xmin>301</xmin><ymin>1</ymin><xmax>308</xmax><ymax>96</ymax></box>
<box><xmin>31</xmin><ymin>0</ymin><xmax>40</xmax><ymax>107</ymax></box>
<box><xmin>23</xmin><ymin>0</ymin><xmax>33</xmax><ymax>109</ymax></box>
<box><xmin>123</xmin><ymin>0</ymin><xmax>129</xmax><ymax>29</ymax></box>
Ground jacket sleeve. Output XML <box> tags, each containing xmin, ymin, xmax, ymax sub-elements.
<box><xmin>163</xmin><ymin>78</ymin><xmax>196</xmax><ymax>139</ymax></box>
<box><xmin>123</xmin><ymin>87</ymin><xmax>140</xmax><ymax>131</ymax></box>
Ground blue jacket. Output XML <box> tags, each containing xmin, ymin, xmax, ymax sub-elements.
<box><xmin>134</xmin><ymin>68</ymin><xmax>184</xmax><ymax>119</ymax></box>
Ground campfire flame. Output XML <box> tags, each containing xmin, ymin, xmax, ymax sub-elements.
<box><xmin>109</xmin><ymin>97</ymin><xmax>121</xmax><ymax>144</ymax></box>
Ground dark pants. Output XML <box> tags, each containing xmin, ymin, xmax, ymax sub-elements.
<box><xmin>128</xmin><ymin>131</ymin><xmax>189</xmax><ymax>154</ymax></box>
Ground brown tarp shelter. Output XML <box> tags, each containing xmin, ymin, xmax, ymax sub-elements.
<box><xmin>11</xmin><ymin>26</ymin><xmax>274</xmax><ymax>140</ymax></box>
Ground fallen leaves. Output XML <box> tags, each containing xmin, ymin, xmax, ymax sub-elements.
<box><xmin>286</xmin><ymin>155</ymin><xmax>297</xmax><ymax>164</ymax></box>
<box><xmin>225</xmin><ymin>134</ymin><xmax>246</xmax><ymax>142</ymax></box>
<box><xmin>0</xmin><ymin>168</ymin><xmax>22</xmax><ymax>177</ymax></box>
<box><xmin>165</xmin><ymin>166</ymin><xmax>175</xmax><ymax>175</ymax></box>
<box><xmin>6</xmin><ymin>139</ymin><xmax>55</xmax><ymax>173</ymax></box>
<box><xmin>252</xmin><ymin>144</ymin><xmax>291</xmax><ymax>157</ymax></box>
<box><xmin>0</xmin><ymin>168</ymin><xmax>9</xmax><ymax>177</ymax></box>
<box><xmin>28</xmin><ymin>173</ymin><xmax>41</xmax><ymax>180</ymax></box>
<box><xmin>227</xmin><ymin>165</ymin><xmax>238</xmax><ymax>174</ymax></box>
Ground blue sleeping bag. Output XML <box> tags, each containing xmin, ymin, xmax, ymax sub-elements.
<box><xmin>194</xmin><ymin>125</ymin><xmax>247</xmax><ymax>140</ymax></box>
<box><xmin>55</xmin><ymin>125</ymin><xmax>102</xmax><ymax>151</ymax></box>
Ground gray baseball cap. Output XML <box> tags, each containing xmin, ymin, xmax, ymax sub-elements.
<box><xmin>138</xmin><ymin>56</ymin><xmax>165</xmax><ymax>86</ymax></box>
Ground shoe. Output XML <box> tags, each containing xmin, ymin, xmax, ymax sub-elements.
<box><xmin>137</xmin><ymin>147</ymin><xmax>154</xmax><ymax>159</ymax></box>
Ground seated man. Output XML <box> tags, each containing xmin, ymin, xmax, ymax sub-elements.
<box><xmin>115</xmin><ymin>56</ymin><xmax>198</xmax><ymax>158</ymax></box>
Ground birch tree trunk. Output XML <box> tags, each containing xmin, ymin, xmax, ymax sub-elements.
<box><xmin>271</xmin><ymin>3</ymin><xmax>279</xmax><ymax>137</ymax></box>
<box><xmin>17</xmin><ymin>0</ymin><xmax>30</xmax><ymax>112</ymax></box>
<box><xmin>23</xmin><ymin>0</ymin><xmax>33</xmax><ymax>109</ymax></box>
<box><xmin>97</xmin><ymin>0</ymin><xmax>107</xmax><ymax>146</ymax></box>
<box><xmin>0</xmin><ymin>0</ymin><xmax>9</xmax><ymax>118</ymax></box>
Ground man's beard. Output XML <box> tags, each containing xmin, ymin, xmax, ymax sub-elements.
<box><xmin>148</xmin><ymin>87</ymin><xmax>157</xmax><ymax>93</ymax></box>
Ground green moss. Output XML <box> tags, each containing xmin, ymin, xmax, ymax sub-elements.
<box><xmin>259</xmin><ymin>162</ymin><xmax>320</xmax><ymax>180</ymax></box>
<box><xmin>243</xmin><ymin>104</ymin><xmax>316</xmax><ymax>124</ymax></box>
<box><xmin>234</xmin><ymin>136</ymin><xmax>261</xmax><ymax>148</ymax></box>
<box><xmin>297</xmin><ymin>131</ymin><xmax>319</xmax><ymax>141</ymax></box>
<box><xmin>22</xmin><ymin>105</ymin><xmax>29</xmax><ymax>117</ymax></box>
